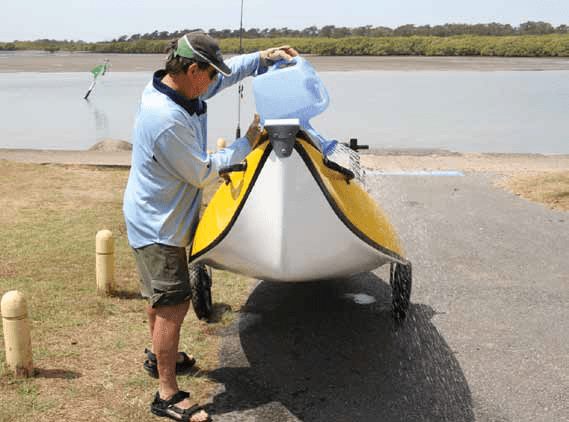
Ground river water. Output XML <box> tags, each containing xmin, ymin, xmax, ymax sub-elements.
<box><xmin>1</xmin><ymin>68</ymin><xmax>568</xmax><ymax>154</ymax></box>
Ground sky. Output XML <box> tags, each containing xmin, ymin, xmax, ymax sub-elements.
<box><xmin>1</xmin><ymin>0</ymin><xmax>567</xmax><ymax>42</ymax></box>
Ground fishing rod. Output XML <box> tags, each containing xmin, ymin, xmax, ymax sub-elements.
<box><xmin>235</xmin><ymin>0</ymin><xmax>244</xmax><ymax>138</ymax></box>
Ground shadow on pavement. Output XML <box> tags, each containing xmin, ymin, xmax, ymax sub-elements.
<box><xmin>207</xmin><ymin>272</ymin><xmax>474</xmax><ymax>421</ymax></box>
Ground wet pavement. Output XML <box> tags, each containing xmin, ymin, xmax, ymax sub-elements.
<box><xmin>205</xmin><ymin>173</ymin><xmax>569</xmax><ymax>421</ymax></box>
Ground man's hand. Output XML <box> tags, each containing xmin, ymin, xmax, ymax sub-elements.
<box><xmin>245</xmin><ymin>114</ymin><xmax>265</xmax><ymax>149</ymax></box>
<box><xmin>259</xmin><ymin>45</ymin><xmax>299</xmax><ymax>67</ymax></box>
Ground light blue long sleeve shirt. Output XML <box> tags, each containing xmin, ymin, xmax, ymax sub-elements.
<box><xmin>123</xmin><ymin>52</ymin><xmax>263</xmax><ymax>248</ymax></box>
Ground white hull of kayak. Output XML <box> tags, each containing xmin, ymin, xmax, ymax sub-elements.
<box><xmin>191</xmin><ymin>142</ymin><xmax>405</xmax><ymax>282</ymax></box>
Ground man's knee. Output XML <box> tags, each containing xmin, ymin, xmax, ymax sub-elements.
<box><xmin>154</xmin><ymin>301</ymin><xmax>190</xmax><ymax>323</ymax></box>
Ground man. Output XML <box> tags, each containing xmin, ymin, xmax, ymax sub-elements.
<box><xmin>123</xmin><ymin>31</ymin><xmax>297</xmax><ymax>422</ymax></box>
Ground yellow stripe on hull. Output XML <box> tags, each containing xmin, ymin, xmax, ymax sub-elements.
<box><xmin>190</xmin><ymin>142</ymin><xmax>270</xmax><ymax>255</ymax></box>
<box><xmin>299</xmin><ymin>140</ymin><xmax>404</xmax><ymax>258</ymax></box>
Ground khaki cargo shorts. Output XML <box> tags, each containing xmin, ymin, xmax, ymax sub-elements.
<box><xmin>132</xmin><ymin>243</ymin><xmax>191</xmax><ymax>308</ymax></box>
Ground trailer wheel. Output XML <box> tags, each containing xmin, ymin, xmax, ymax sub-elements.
<box><xmin>189</xmin><ymin>263</ymin><xmax>213</xmax><ymax>321</ymax></box>
<box><xmin>390</xmin><ymin>262</ymin><xmax>412</xmax><ymax>322</ymax></box>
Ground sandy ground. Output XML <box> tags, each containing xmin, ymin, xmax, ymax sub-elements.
<box><xmin>1</xmin><ymin>52</ymin><xmax>569</xmax><ymax>173</ymax></box>
<box><xmin>2</xmin><ymin>144</ymin><xmax>569</xmax><ymax>176</ymax></box>
<box><xmin>360</xmin><ymin>152</ymin><xmax>569</xmax><ymax>175</ymax></box>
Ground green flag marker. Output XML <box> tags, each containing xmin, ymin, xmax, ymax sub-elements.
<box><xmin>90</xmin><ymin>63</ymin><xmax>108</xmax><ymax>79</ymax></box>
<box><xmin>84</xmin><ymin>62</ymin><xmax>109</xmax><ymax>100</ymax></box>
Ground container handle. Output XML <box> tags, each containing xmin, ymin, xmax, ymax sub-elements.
<box><xmin>270</xmin><ymin>58</ymin><xmax>298</xmax><ymax>71</ymax></box>
<box><xmin>308</xmin><ymin>79</ymin><xmax>330</xmax><ymax>113</ymax></box>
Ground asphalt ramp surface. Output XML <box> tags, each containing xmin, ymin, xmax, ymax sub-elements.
<box><xmin>204</xmin><ymin>173</ymin><xmax>568</xmax><ymax>422</ymax></box>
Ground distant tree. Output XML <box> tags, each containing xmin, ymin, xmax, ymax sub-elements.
<box><xmin>488</xmin><ymin>23</ymin><xmax>515</xmax><ymax>35</ymax></box>
<box><xmin>320</xmin><ymin>25</ymin><xmax>335</xmax><ymax>37</ymax></box>
<box><xmin>519</xmin><ymin>21</ymin><xmax>555</xmax><ymax>35</ymax></box>
<box><xmin>333</xmin><ymin>27</ymin><xmax>351</xmax><ymax>37</ymax></box>
<box><xmin>415</xmin><ymin>25</ymin><xmax>432</xmax><ymax>36</ymax></box>
<box><xmin>394</xmin><ymin>24</ymin><xmax>416</xmax><ymax>36</ymax></box>
<box><xmin>369</xmin><ymin>26</ymin><xmax>393</xmax><ymax>37</ymax></box>
<box><xmin>431</xmin><ymin>24</ymin><xmax>451</xmax><ymax>36</ymax></box>
<box><xmin>217</xmin><ymin>29</ymin><xmax>233</xmax><ymax>38</ymax></box>
<box><xmin>245</xmin><ymin>28</ymin><xmax>260</xmax><ymax>38</ymax></box>
<box><xmin>301</xmin><ymin>26</ymin><xmax>319</xmax><ymax>37</ymax></box>
<box><xmin>351</xmin><ymin>25</ymin><xmax>370</xmax><ymax>36</ymax></box>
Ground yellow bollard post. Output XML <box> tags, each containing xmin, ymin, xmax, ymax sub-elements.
<box><xmin>1</xmin><ymin>290</ymin><xmax>33</xmax><ymax>377</ymax></box>
<box><xmin>217</xmin><ymin>137</ymin><xmax>226</xmax><ymax>151</ymax></box>
<box><xmin>96</xmin><ymin>230</ymin><xmax>114</xmax><ymax>295</ymax></box>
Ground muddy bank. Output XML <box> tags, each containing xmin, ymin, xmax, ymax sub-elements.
<box><xmin>2</xmin><ymin>51</ymin><xmax>569</xmax><ymax>73</ymax></box>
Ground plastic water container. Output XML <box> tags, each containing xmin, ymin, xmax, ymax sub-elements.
<box><xmin>253</xmin><ymin>57</ymin><xmax>330</xmax><ymax>125</ymax></box>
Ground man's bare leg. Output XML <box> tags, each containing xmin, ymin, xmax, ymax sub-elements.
<box><xmin>148</xmin><ymin>302</ymin><xmax>208</xmax><ymax>422</ymax></box>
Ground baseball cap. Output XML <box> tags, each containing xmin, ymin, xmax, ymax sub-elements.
<box><xmin>174</xmin><ymin>32</ymin><xmax>231</xmax><ymax>76</ymax></box>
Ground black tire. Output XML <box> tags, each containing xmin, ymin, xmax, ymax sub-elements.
<box><xmin>189</xmin><ymin>263</ymin><xmax>213</xmax><ymax>321</ymax></box>
<box><xmin>390</xmin><ymin>262</ymin><xmax>412</xmax><ymax>322</ymax></box>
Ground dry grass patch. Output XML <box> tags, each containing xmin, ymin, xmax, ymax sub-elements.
<box><xmin>0</xmin><ymin>160</ymin><xmax>253</xmax><ymax>421</ymax></box>
<box><xmin>502</xmin><ymin>171</ymin><xmax>569</xmax><ymax>211</ymax></box>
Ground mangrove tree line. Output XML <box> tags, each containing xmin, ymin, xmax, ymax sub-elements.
<box><xmin>2</xmin><ymin>22</ymin><xmax>569</xmax><ymax>56</ymax></box>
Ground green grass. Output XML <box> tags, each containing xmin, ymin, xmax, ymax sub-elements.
<box><xmin>0</xmin><ymin>161</ymin><xmax>254</xmax><ymax>421</ymax></box>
